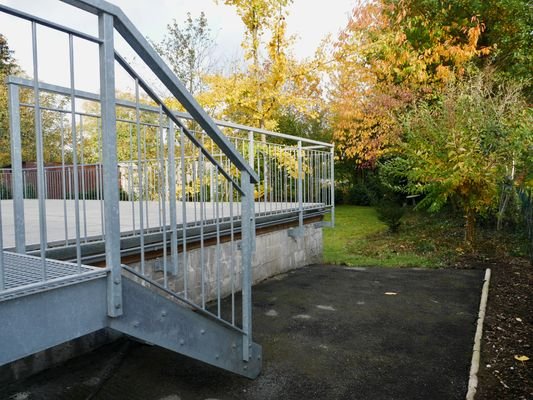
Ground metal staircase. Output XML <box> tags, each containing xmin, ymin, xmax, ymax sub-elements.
<box><xmin>0</xmin><ymin>270</ymin><xmax>260</xmax><ymax>377</ymax></box>
<box><xmin>0</xmin><ymin>0</ymin><xmax>262</xmax><ymax>378</ymax></box>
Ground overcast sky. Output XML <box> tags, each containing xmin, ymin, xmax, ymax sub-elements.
<box><xmin>0</xmin><ymin>0</ymin><xmax>355</xmax><ymax>92</ymax></box>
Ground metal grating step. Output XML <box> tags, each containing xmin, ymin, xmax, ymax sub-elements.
<box><xmin>1</xmin><ymin>252</ymin><xmax>106</xmax><ymax>301</ymax></box>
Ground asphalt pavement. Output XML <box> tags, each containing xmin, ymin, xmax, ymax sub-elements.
<box><xmin>1</xmin><ymin>265</ymin><xmax>484</xmax><ymax>400</ymax></box>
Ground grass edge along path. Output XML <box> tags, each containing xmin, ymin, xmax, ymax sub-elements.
<box><xmin>323</xmin><ymin>205</ymin><xmax>439</xmax><ymax>268</ymax></box>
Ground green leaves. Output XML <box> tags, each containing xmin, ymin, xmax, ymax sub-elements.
<box><xmin>398</xmin><ymin>72</ymin><xmax>531</xmax><ymax>242</ymax></box>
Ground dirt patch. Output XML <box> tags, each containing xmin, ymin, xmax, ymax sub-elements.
<box><xmin>459</xmin><ymin>256</ymin><xmax>532</xmax><ymax>399</ymax></box>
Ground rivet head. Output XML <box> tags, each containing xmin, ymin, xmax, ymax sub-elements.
<box><xmin>215</xmin><ymin>354</ymin><xmax>219</xmax><ymax>359</ymax></box>
<box><xmin>200</xmin><ymin>329</ymin><xmax>205</xmax><ymax>335</ymax></box>
<box><xmin>243</xmin><ymin>365</ymin><xmax>248</xmax><ymax>370</ymax></box>
<box><xmin>161</xmin><ymin>310</ymin><xmax>167</xmax><ymax>317</ymax></box>
<box><xmin>113</xmin><ymin>279</ymin><xmax>120</xmax><ymax>285</ymax></box>
<box><xmin>115</xmin><ymin>303</ymin><xmax>121</xmax><ymax>309</ymax></box>
<box><xmin>179</xmin><ymin>339</ymin><xmax>184</xmax><ymax>345</ymax></box>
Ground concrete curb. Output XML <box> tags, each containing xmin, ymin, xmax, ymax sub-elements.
<box><xmin>466</xmin><ymin>268</ymin><xmax>491</xmax><ymax>400</ymax></box>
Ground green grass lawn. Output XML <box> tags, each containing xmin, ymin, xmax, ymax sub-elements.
<box><xmin>323</xmin><ymin>205</ymin><xmax>451</xmax><ymax>267</ymax></box>
<box><xmin>323</xmin><ymin>205</ymin><xmax>529</xmax><ymax>268</ymax></box>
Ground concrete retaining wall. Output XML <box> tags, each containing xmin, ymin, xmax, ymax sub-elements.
<box><xmin>132</xmin><ymin>221</ymin><xmax>323</xmax><ymax>304</ymax></box>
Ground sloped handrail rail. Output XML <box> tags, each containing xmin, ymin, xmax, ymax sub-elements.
<box><xmin>60</xmin><ymin>0</ymin><xmax>259</xmax><ymax>183</ymax></box>
<box><xmin>113</xmin><ymin>53</ymin><xmax>245</xmax><ymax>194</ymax></box>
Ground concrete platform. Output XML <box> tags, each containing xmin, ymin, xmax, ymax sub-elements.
<box><xmin>0</xmin><ymin>265</ymin><xmax>484</xmax><ymax>400</ymax></box>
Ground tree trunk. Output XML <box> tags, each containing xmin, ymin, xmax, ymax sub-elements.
<box><xmin>497</xmin><ymin>184</ymin><xmax>512</xmax><ymax>231</ymax></box>
<box><xmin>465</xmin><ymin>210</ymin><xmax>475</xmax><ymax>246</ymax></box>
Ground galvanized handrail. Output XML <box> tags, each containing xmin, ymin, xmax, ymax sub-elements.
<box><xmin>0</xmin><ymin>0</ymin><xmax>259</xmax><ymax>346</ymax></box>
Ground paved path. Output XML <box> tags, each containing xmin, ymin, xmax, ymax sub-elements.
<box><xmin>1</xmin><ymin>265</ymin><xmax>484</xmax><ymax>400</ymax></box>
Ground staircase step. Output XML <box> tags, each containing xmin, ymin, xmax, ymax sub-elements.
<box><xmin>109</xmin><ymin>277</ymin><xmax>262</xmax><ymax>378</ymax></box>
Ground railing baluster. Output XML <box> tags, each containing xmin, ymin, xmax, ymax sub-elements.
<box><xmin>0</xmin><ymin>200</ymin><xmax>4</xmax><ymax>290</ymax></box>
<box><xmin>135</xmin><ymin>79</ymin><xmax>145</xmax><ymax>275</ymax></box>
<box><xmin>215</xmin><ymin>167</ymin><xmax>221</xmax><ymax>318</ymax></box>
<box><xmin>60</xmin><ymin>116</ymin><xmax>69</xmax><ymax>246</ymax></box>
<box><xmin>230</xmin><ymin>181</ymin><xmax>235</xmax><ymax>326</ymax></box>
<box><xmin>159</xmin><ymin>107</ymin><xmax>168</xmax><ymax>288</ymax></box>
<box><xmin>68</xmin><ymin>33</ymin><xmax>82</xmax><ymax>269</ymax></box>
<box><xmin>31</xmin><ymin>21</ymin><xmax>48</xmax><ymax>277</ymax></box>
<box><xmin>7</xmin><ymin>83</ymin><xmax>25</xmax><ymax>254</ymax></box>
<box><xmin>168</xmin><ymin>122</ymin><xmax>178</xmax><ymax>276</ymax></box>
<box><xmin>180</xmin><ymin>128</ymin><xmax>188</xmax><ymax>299</ymax></box>
<box><xmin>99</xmin><ymin>10</ymin><xmax>122</xmax><ymax>317</ymax></box>
<box><xmin>80</xmin><ymin>116</ymin><xmax>88</xmax><ymax>242</ymax></box>
<box><xmin>297</xmin><ymin>141</ymin><xmax>303</xmax><ymax>231</ymax></box>
<box><xmin>199</xmin><ymin>134</ymin><xmax>206</xmax><ymax>308</ymax></box>
<box><xmin>143</xmin><ymin>125</ymin><xmax>149</xmax><ymax>230</ymax></box>
<box><xmin>98</xmin><ymin>121</ymin><xmax>105</xmax><ymax>238</ymax></box>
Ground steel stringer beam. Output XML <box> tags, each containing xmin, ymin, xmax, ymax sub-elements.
<box><xmin>108</xmin><ymin>277</ymin><xmax>262</xmax><ymax>379</ymax></box>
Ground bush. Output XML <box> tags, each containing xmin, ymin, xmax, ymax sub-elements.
<box><xmin>336</xmin><ymin>182</ymin><xmax>382</xmax><ymax>206</ymax></box>
<box><xmin>24</xmin><ymin>184</ymin><xmax>37</xmax><ymax>199</ymax></box>
<box><xmin>376</xmin><ymin>201</ymin><xmax>405</xmax><ymax>233</ymax></box>
<box><xmin>0</xmin><ymin>183</ymin><xmax>12</xmax><ymax>199</ymax></box>
<box><xmin>346</xmin><ymin>185</ymin><xmax>374</xmax><ymax>206</ymax></box>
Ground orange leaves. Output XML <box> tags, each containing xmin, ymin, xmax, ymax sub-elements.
<box><xmin>329</xmin><ymin>0</ymin><xmax>497</xmax><ymax>168</ymax></box>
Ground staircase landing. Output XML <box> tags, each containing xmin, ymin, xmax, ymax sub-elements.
<box><xmin>0</xmin><ymin>252</ymin><xmax>106</xmax><ymax>301</ymax></box>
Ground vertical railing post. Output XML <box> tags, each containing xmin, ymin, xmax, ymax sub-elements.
<box><xmin>248</xmin><ymin>131</ymin><xmax>256</xmax><ymax>251</ymax></box>
<box><xmin>330</xmin><ymin>146</ymin><xmax>335</xmax><ymax>227</ymax></box>
<box><xmin>31</xmin><ymin>22</ymin><xmax>48</xmax><ymax>275</ymax></box>
<box><xmin>99</xmin><ymin>11</ymin><xmax>122</xmax><ymax>317</ymax></box>
<box><xmin>241</xmin><ymin>170</ymin><xmax>254</xmax><ymax>362</ymax></box>
<box><xmin>8</xmin><ymin>83</ymin><xmax>25</xmax><ymax>253</ymax></box>
<box><xmin>0</xmin><ymin>198</ymin><xmax>4</xmax><ymax>290</ymax></box>
<box><xmin>297</xmin><ymin>140</ymin><xmax>303</xmax><ymax>232</ymax></box>
<box><xmin>248</xmin><ymin>131</ymin><xmax>254</xmax><ymax>167</ymax></box>
<box><xmin>168</xmin><ymin>122</ymin><xmax>178</xmax><ymax>276</ymax></box>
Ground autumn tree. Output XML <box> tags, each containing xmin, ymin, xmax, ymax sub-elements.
<box><xmin>207</xmin><ymin>0</ymin><xmax>324</xmax><ymax>131</ymax></box>
<box><xmin>393</xmin><ymin>0</ymin><xmax>532</xmax><ymax>96</ymax></box>
<box><xmin>152</xmin><ymin>12</ymin><xmax>215</xmax><ymax>96</ymax></box>
<box><xmin>392</xmin><ymin>73</ymin><xmax>532</xmax><ymax>244</ymax></box>
<box><xmin>0</xmin><ymin>34</ymin><xmax>65</xmax><ymax>167</ymax></box>
<box><xmin>330</xmin><ymin>0</ymin><xmax>490</xmax><ymax>169</ymax></box>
